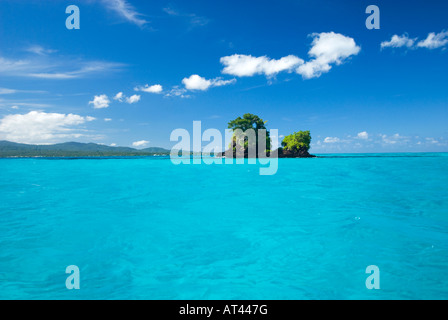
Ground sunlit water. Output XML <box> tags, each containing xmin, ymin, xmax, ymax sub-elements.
<box><xmin>1</xmin><ymin>154</ymin><xmax>447</xmax><ymax>300</ymax></box>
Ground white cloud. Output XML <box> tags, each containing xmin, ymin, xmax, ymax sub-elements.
<box><xmin>324</xmin><ymin>137</ymin><xmax>341</xmax><ymax>143</ymax></box>
<box><xmin>426</xmin><ymin>137</ymin><xmax>439</xmax><ymax>144</ymax></box>
<box><xmin>381</xmin><ymin>30</ymin><xmax>448</xmax><ymax>50</ymax></box>
<box><xmin>381</xmin><ymin>34</ymin><xmax>416</xmax><ymax>49</ymax></box>
<box><xmin>221</xmin><ymin>54</ymin><xmax>303</xmax><ymax>77</ymax></box>
<box><xmin>297</xmin><ymin>32</ymin><xmax>361</xmax><ymax>79</ymax></box>
<box><xmin>417</xmin><ymin>30</ymin><xmax>448</xmax><ymax>49</ymax></box>
<box><xmin>357</xmin><ymin>131</ymin><xmax>369</xmax><ymax>140</ymax></box>
<box><xmin>101</xmin><ymin>0</ymin><xmax>148</xmax><ymax>27</ymax></box>
<box><xmin>104</xmin><ymin>118</ymin><xmax>113</xmax><ymax>122</ymax></box>
<box><xmin>313</xmin><ymin>132</ymin><xmax>447</xmax><ymax>152</ymax></box>
<box><xmin>381</xmin><ymin>133</ymin><xmax>409</xmax><ymax>145</ymax></box>
<box><xmin>135</xmin><ymin>84</ymin><xmax>163</xmax><ymax>94</ymax></box>
<box><xmin>0</xmin><ymin>56</ymin><xmax>124</xmax><ymax>79</ymax></box>
<box><xmin>110</xmin><ymin>143</ymin><xmax>117</xmax><ymax>147</ymax></box>
<box><xmin>113</xmin><ymin>92</ymin><xmax>141</xmax><ymax>104</ymax></box>
<box><xmin>0</xmin><ymin>57</ymin><xmax>29</xmax><ymax>74</ymax></box>
<box><xmin>28</xmin><ymin>61</ymin><xmax>123</xmax><ymax>79</ymax></box>
<box><xmin>126</xmin><ymin>94</ymin><xmax>141</xmax><ymax>104</ymax></box>
<box><xmin>163</xmin><ymin>6</ymin><xmax>209</xmax><ymax>27</ymax></box>
<box><xmin>213</xmin><ymin>78</ymin><xmax>238</xmax><ymax>87</ymax></box>
<box><xmin>0</xmin><ymin>87</ymin><xmax>46</xmax><ymax>95</ymax></box>
<box><xmin>89</xmin><ymin>95</ymin><xmax>110</xmax><ymax>109</ymax></box>
<box><xmin>28</xmin><ymin>73</ymin><xmax>78</xmax><ymax>80</ymax></box>
<box><xmin>26</xmin><ymin>45</ymin><xmax>57</xmax><ymax>56</ymax></box>
<box><xmin>0</xmin><ymin>111</ymin><xmax>95</xmax><ymax>144</ymax></box>
<box><xmin>114</xmin><ymin>92</ymin><xmax>124</xmax><ymax>102</ymax></box>
<box><xmin>163</xmin><ymin>7</ymin><xmax>178</xmax><ymax>16</ymax></box>
<box><xmin>220</xmin><ymin>32</ymin><xmax>359</xmax><ymax>80</ymax></box>
<box><xmin>132</xmin><ymin>140</ymin><xmax>149</xmax><ymax>147</ymax></box>
<box><xmin>183</xmin><ymin>75</ymin><xmax>212</xmax><ymax>90</ymax></box>
<box><xmin>182</xmin><ymin>74</ymin><xmax>236</xmax><ymax>91</ymax></box>
<box><xmin>0</xmin><ymin>88</ymin><xmax>17</xmax><ymax>95</ymax></box>
<box><xmin>0</xmin><ymin>100</ymin><xmax>51</xmax><ymax>109</ymax></box>
<box><xmin>165</xmin><ymin>86</ymin><xmax>190</xmax><ymax>98</ymax></box>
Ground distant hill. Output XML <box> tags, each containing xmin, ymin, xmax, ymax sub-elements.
<box><xmin>140</xmin><ymin>147</ymin><xmax>173</xmax><ymax>153</ymax></box>
<box><xmin>0</xmin><ymin>141</ymin><xmax>171</xmax><ymax>157</ymax></box>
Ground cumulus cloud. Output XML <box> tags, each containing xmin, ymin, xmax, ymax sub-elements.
<box><xmin>89</xmin><ymin>95</ymin><xmax>110</xmax><ymax>109</ymax></box>
<box><xmin>182</xmin><ymin>75</ymin><xmax>236</xmax><ymax>91</ymax></box>
<box><xmin>425</xmin><ymin>137</ymin><xmax>439</xmax><ymax>144</ymax></box>
<box><xmin>357</xmin><ymin>131</ymin><xmax>369</xmax><ymax>140</ymax></box>
<box><xmin>104</xmin><ymin>118</ymin><xmax>112</xmax><ymax>122</ymax></box>
<box><xmin>112</xmin><ymin>92</ymin><xmax>141</xmax><ymax>104</ymax></box>
<box><xmin>132</xmin><ymin>140</ymin><xmax>149</xmax><ymax>147</ymax></box>
<box><xmin>324</xmin><ymin>137</ymin><xmax>341</xmax><ymax>143</ymax></box>
<box><xmin>220</xmin><ymin>32</ymin><xmax>359</xmax><ymax>80</ymax></box>
<box><xmin>381</xmin><ymin>30</ymin><xmax>448</xmax><ymax>50</ymax></box>
<box><xmin>417</xmin><ymin>30</ymin><xmax>448</xmax><ymax>49</ymax></box>
<box><xmin>126</xmin><ymin>94</ymin><xmax>141</xmax><ymax>104</ymax></box>
<box><xmin>313</xmin><ymin>132</ymin><xmax>447</xmax><ymax>153</ymax></box>
<box><xmin>183</xmin><ymin>75</ymin><xmax>211</xmax><ymax>90</ymax></box>
<box><xmin>135</xmin><ymin>84</ymin><xmax>163</xmax><ymax>94</ymax></box>
<box><xmin>114</xmin><ymin>92</ymin><xmax>124</xmax><ymax>102</ymax></box>
<box><xmin>297</xmin><ymin>32</ymin><xmax>361</xmax><ymax>79</ymax></box>
<box><xmin>381</xmin><ymin>133</ymin><xmax>409</xmax><ymax>145</ymax></box>
<box><xmin>381</xmin><ymin>34</ymin><xmax>416</xmax><ymax>49</ymax></box>
<box><xmin>221</xmin><ymin>54</ymin><xmax>303</xmax><ymax>77</ymax></box>
<box><xmin>165</xmin><ymin>86</ymin><xmax>190</xmax><ymax>98</ymax></box>
<box><xmin>0</xmin><ymin>111</ymin><xmax>95</xmax><ymax>144</ymax></box>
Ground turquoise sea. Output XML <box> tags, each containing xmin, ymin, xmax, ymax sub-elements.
<box><xmin>0</xmin><ymin>154</ymin><xmax>447</xmax><ymax>300</ymax></box>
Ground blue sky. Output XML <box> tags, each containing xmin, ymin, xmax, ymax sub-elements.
<box><xmin>0</xmin><ymin>0</ymin><xmax>447</xmax><ymax>153</ymax></box>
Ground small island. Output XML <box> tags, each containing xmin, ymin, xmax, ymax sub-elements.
<box><xmin>221</xmin><ymin>113</ymin><xmax>316</xmax><ymax>158</ymax></box>
<box><xmin>279</xmin><ymin>131</ymin><xmax>316</xmax><ymax>158</ymax></box>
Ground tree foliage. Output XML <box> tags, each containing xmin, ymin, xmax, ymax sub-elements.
<box><xmin>281</xmin><ymin>131</ymin><xmax>312</xmax><ymax>152</ymax></box>
<box><xmin>227</xmin><ymin>114</ymin><xmax>271</xmax><ymax>154</ymax></box>
<box><xmin>228</xmin><ymin>114</ymin><xmax>267</xmax><ymax>132</ymax></box>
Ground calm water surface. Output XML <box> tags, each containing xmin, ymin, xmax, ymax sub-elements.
<box><xmin>0</xmin><ymin>154</ymin><xmax>447</xmax><ymax>299</ymax></box>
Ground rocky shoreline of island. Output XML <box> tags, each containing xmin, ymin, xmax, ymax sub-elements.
<box><xmin>218</xmin><ymin>148</ymin><xmax>316</xmax><ymax>159</ymax></box>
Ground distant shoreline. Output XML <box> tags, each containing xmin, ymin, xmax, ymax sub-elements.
<box><xmin>0</xmin><ymin>154</ymin><xmax>171</xmax><ymax>159</ymax></box>
<box><xmin>0</xmin><ymin>140</ymin><xmax>172</xmax><ymax>158</ymax></box>
<box><xmin>1</xmin><ymin>152</ymin><xmax>446</xmax><ymax>160</ymax></box>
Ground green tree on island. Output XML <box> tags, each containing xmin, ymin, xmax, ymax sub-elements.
<box><xmin>280</xmin><ymin>131</ymin><xmax>314</xmax><ymax>158</ymax></box>
<box><xmin>228</xmin><ymin>114</ymin><xmax>267</xmax><ymax>132</ymax></box>
<box><xmin>281</xmin><ymin>131</ymin><xmax>312</xmax><ymax>152</ymax></box>
<box><xmin>227</xmin><ymin>114</ymin><xmax>271</xmax><ymax>156</ymax></box>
